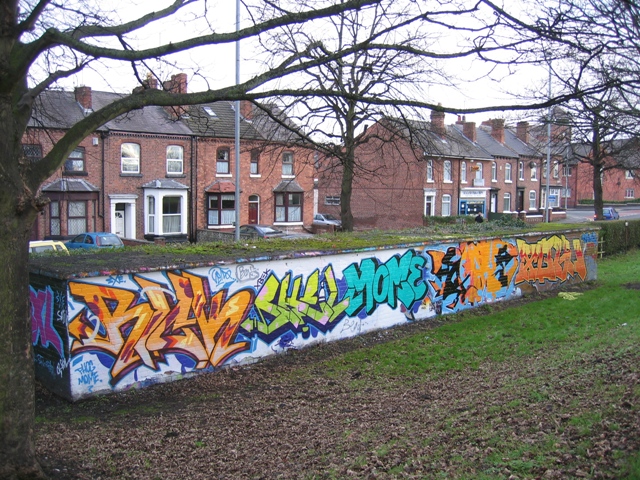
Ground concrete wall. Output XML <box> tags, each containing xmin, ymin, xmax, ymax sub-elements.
<box><xmin>30</xmin><ymin>229</ymin><xmax>598</xmax><ymax>401</ymax></box>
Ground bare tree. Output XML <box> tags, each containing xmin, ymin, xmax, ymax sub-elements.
<box><xmin>1</xmin><ymin>1</ymin><xmax>441</xmax><ymax>476</ymax></box>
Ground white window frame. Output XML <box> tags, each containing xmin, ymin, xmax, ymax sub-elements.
<box><xmin>144</xmin><ymin>188</ymin><xmax>188</xmax><ymax>236</ymax></box>
<box><xmin>166</xmin><ymin>145</ymin><xmax>184</xmax><ymax>174</ymax></box>
<box><xmin>426</xmin><ymin>159</ymin><xmax>434</xmax><ymax>182</ymax></box>
<box><xmin>217</xmin><ymin>148</ymin><xmax>230</xmax><ymax>175</ymax></box>
<box><xmin>282</xmin><ymin>151</ymin><xmax>294</xmax><ymax>177</ymax></box>
<box><xmin>528</xmin><ymin>190</ymin><xmax>537</xmax><ymax>210</ymax></box>
<box><xmin>491</xmin><ymin>162</ymin><xmax>497</xmax><ymax>182</ymax></box>
<box><xmin>324</xmin><ymin>195</ymin><xmax>340</xmax><ymax>206</ymax></box>
<box><xmin>505</xmin><ymin>163</ymin><xmax>512</xmax><ymax>183</ymax></box>
<box><xmin>121</xmin><ymin>143</ymin><xmax>140</xmax><ymax>174</ymax></box>
<box><xmin>442</xmin><ymin>194</ymin><xmax>451</xmax><ymax>216</ymax></box>
<box><xmin>625</xmin><ymin>188</ymin><xmax>635</xmax><ymax>198</ymax></box>
<box><xmin>518</xmin><ymin>161</ymin><xmax>524</xmax><ymax>180</ymax></box>
<box><xmin>531</xmin><ymin>163</ymin><xmax>538</xmax><ymax>181</ymax></box>
<box><xmin>461</xmin><ymin>161</ymin><xmax>467</xmax><ymax>183</ymax></box>
<box><xmin>626</xmin><ymin>170</ymin><xmax>634</xmax><ymax>179</ymax></box>
<box><xmin>443</xmin><ymin>160</ymin><xmax>452</xmax><ymax>183</ymax></box>
<box><xmin>503</xmin><ymin>193</ymin><xmax>511</xmax><ymax>212</ymax></box>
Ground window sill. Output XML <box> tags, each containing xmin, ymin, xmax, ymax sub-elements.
<box><xmin>505</xmin><ymin>180</ymin><xmax>512</xmax><ymax>184</ymax></box>
<box><xmin>166</xmin><ymin>173</ymin><xmax>186</xmax><ymax>178</ymax></box>
<box><xmin>207</xmin><ymin>225</ymin><xmax>235</xmax><ymax>229</ymax></box>
<box><xmin>274</xmin><ymin>222</ymin><xmax>303</xmax><ymax>226</ymax></box>
<box><xmin>121</xmin><ymin>173</ymin><xmax>142</xmax><ymax>177</ymax></box>
<box><xmin>281</xmin><ymin>175</ymin><xmax>295</xmax><ymax>179</ymax></box>
<box><xmin>249</xmin><ymin>174</ymin><xmax>262</xmax><ymax>178</ymax></box>
<box><xmin>63</xmin><ymin>171</ymin><xmax>88</xmax><ymax>177</ymax></box>
<box><xmin>443</xmin><ymin>180</ymin><xmax>453</xmax><ymax>184</ymax></box>
<box><xmin>216</xmin><ymin>173</ymin><xmax>233</xmax><ymax>178</ymax></box>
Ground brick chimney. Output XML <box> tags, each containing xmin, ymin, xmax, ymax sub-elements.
<box><xmin>491</xmin><ymin>118</ymin><xmax>505</xmax><ymax>144</ymax></box>
<box><xmin>430</xmin><ymin>108</ymin><xmax>446</xmax><ymax>136</ymax></box>
<box><xmin>241</xmin><ymin>100</ymin><xmax>253</xmax><ymax>120</ymax></box>
<box><xmin>74</xmin><ymin>86</ymin><xmax>92</xmax><ymax>111</ymax></box>
<box><xmin>516</xmin><ymin>121</ymin><xmax>529</xmax><ymax>144</ymax></box>
<box><xmin>456</xmin><ymin>115</ymin><xmax>466</xmax><ymax>125</ymax></box>
<box><xmin>162</xmin><ymin>73</ymin><xmax>188</xmax><ymax>119</ymax></box>
<box><xmin>463</xmin><ymin>121</ymin><xmax>477</xmax><ymax>142</ymax></box>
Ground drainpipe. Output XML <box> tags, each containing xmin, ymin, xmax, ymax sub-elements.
<box><xmin>457</xmin><ymin>158</ymin><xmax>463</xmax><ymax>215</ymax></box>
<box><xmin>190</xmin><ymin>135</ymin><xmax>197</xmax><ymax>243</ymax></box>
<box><xmin>100</xmin><ymin>131</ymin><xmax>107</xmax><ymax>226</ymax></box>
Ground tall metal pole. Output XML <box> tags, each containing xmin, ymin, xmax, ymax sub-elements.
<box><xmin>234</xmin><ymin>0</ymin><xmax>241</xmax><ymax>241</ymax></box>
<box><xmin>545</xmin><ymin>64</ymin><xmax>552</xmax><ymax>222</ymax></box>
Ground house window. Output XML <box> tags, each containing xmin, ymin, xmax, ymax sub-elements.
<box><xmin>282</xmin><ymin>152</ymin><xmax>294</xmax><ymax>176</ymax></box>
<box><xmin>162</xmin><ymin>197</ymin><xmax>182</xmax><ymax>233</ymax></box>
<box><xmin>22</xmin><ymin>144</ymin><xmax>42</xmax><ymax>162</ymax></box>
<box><xmin>625</xmin><ymin>188</ymin><xmax>635</xmax><ymax>198</ymax></box>
<box><xmin>491</xmin><ymin>162</ymin><xmax>497</xmax><ymax>182</ymax></box>
<box><xmin>64</xmin><ymin>148</ymin><xmax>85</xmax><ymax>173</ymax></box>
<box><xmin>518</xmin><ymin>161</ymin><xmax>524</xmax><ymax>180</ymax></box>
<box><xmin>121</xmin><ymin>143</ymin><xmax>140</xmax><ymax>173</ymax></box>
<box><xmin>475</xmin><ymin>162</ymin><xmax>483</xmax><ymax>179</ymax></box>
<box><xmin>503</xmin><ymin>193</ymin><xmax>511</xmax><ymax>212</ymax></box>
<box><xmin>553</xmin><ymin>162</ymin><xmax>559</xmax><ymax>178</ymax></box>
<box><xmin>325</xmin><ymin>195</ymin><xmax>340</xmax><ymax>205</ymax></box>
<box><xmin>147</xmin><ymin>197</ymin><xmax>155</xmax><ymax>234</ymax></box>
<box><xmin>530</xmin><ymin>164</ymin><xmax>538</xmax><ymax>181</ymax></box>
<box><xmin>563</xmin><ymin>165</ymin><xmax>572</xmax><ymax>177</ymax></box>
<box><xmin>167</xmin><ymin>145</ymin><xmax>183</xmax><ymax>174</ymax></box>
<box><xmin>562</xmin><ymin>188</ymin><xmax>572</xmax><ymax>198</ymax></box>
<box><xmin>217</xmin><ymin>148</ymin><xmax>230</xmax><ymax>174</ymax></box>
<box><xmin>275</xmin><ymin>192</ymin><xmax>302</xmax><ymax>222</ymax></box>
<box><xmin>461</xmin><ymin>161</ymin><xmax>467</xmax><ymax>183</ymax></box>
<box><xmin>441</xmin><ymin>194</ymin><xmax>451</xmax><ymax>216</ymax></box>
<box><xmin>68</xmin><ymin>201</ymin><xmax>87</xmax><ymax>235</ymax></box>
<box><xmin>626</xmin><ymin>170</ymin><xmax>634</xmax><ymax>179</ymax></box>
<box><xmin>427</xmin><ymin>159</ymin><xmax>433</xmax><ymax>182</ymax></box>
<box><xmin>250</xmin><ymin>149</ymin><xmax>260</xmax><ymax>175</ymax></box>
<box><xmin>528</xmin><ymin>190</ymin><xmax>536</xmax><ymax>210</ymax></box>
<box><xmin>50</xmin><ymin>201</ymin><xmax>60</xmax><ymax>236</ymax></box>
<box><xmin>505</xmin><ymin>163</ymin><xmax>512</xmax><ymax>182</ymax></box>
<box><xmin>207</xmin><ymin>194</ymin><xmax>236</xmax><ymax>225</ymax></box>
<box><xmin>443</xmin><ymin>160</ymin><xmax>452</xmax><ymax>182</ymax></box>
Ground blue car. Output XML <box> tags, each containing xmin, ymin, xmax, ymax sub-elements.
<box><xmin>66</xmin><ymin>232</ymin><xmax>124</xmax><ymax>250</ymax></box>
<box><xmin>594</xmin><ymin>207</ymin><xmax>620</xmax><ymax>221</ymax></box>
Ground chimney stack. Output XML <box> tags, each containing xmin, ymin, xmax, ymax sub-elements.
<box><xmin>430</xmin><ymin>108</ymin><xmax>446</xmax><ymax>136</ymax></box>
<box><xmin>74</xmin><ymin>86</ymin><xmax>92</xmax><ymax>111</ymax></box>
<box><xmin>241</xmin><ymin>100</ymin><xmax>253</xmax><ymax>120</ymax></box>
<box><xmin>491</xmin><ymin>118</ymin><xmax>505</xmax><ymax>144</ymax></box>
<box><xmin>463</xmin><ymin>121</ymin><xmax>477</xmax><ymax>142</ymax></box>
<box><xmin>162</xmin><ymin>73</ymin><xmax>188</xmax><ymax>119</ymax></box>
<box><xmin>516</xmin><ymin>121</ymin><xmax>529</xmax><ymax>144</ymax></box>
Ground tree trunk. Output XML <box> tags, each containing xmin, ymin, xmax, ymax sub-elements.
<box><xmin>0</xmin><ymin>204</ymin><xmax>45</xmax><ymax>479</ymax></box>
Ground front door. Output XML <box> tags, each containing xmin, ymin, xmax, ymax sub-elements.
<box><xmin>248</xmin><ymin>195</ymin><xmax>259</xmax><ymax>224</ymax></box>
<box><xmin>115</xmin><ymin>204</ymin><xmax>125</xmax><ymax>237</ymax></box>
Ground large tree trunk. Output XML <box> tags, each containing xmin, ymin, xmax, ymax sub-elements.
<box><xmin>0</xmin><ymin>203</ymin><xmax>45</xmax><ymax>479</ymax></box>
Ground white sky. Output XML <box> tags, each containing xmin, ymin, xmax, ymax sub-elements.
<box><xmin>54</xmin><ymin>0</ymin><xmax>550</xmax><ymax>127</ymax></box>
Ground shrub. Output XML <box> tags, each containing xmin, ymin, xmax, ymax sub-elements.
<box><xmin>595</xmin><ymin>218</ymin><xmax>640</xmax><ymax>255</ymax></box>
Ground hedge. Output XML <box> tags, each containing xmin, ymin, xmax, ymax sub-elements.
<box><xmin>594</xmin><ymin>218</ymin><xmax>640</xmax><ymax>256</ymax></box>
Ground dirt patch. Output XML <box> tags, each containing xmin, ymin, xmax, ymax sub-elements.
<box><xmin>34</xmin><ymin>282</ymin><xmax>640</xmax><ymax>480</ymax></box>
<box><xmin>624</xmin><ymin>282</ymin><xmax>640</xmax><ymax>290</ymax></box>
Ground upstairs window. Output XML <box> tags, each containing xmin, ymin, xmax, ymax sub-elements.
<box><xmin>250</xmin><ymin>149</ymin><xmax>260</xmax><ymax>175</ymax></box>
<box><xmin>491</xmin><ymin>162</ymin><xmax>497</xmax><ymax>182</ymax></box>
<box><xmin>167</xmin><ymin>146</ymin><xmax>184</xmax><ymax>174</ymax></box>
<box><xmin>64</xmin><ymin>147</ymin><xmax>85</xmax><ymax>173</ymax></box>
<box><xmin>461</xmin><ymin>161</ymin><xmax>467</xmax><ymax>183</ymax></box>
<box><xmin>22</xmin><ymin>144</ymin><xmax>42</xmax><ymax>163</ymax></box>
<box><xmin>217</xmin><ymin>148</ymin><xmax>230</xmax><ymax>174</ymax></box>
<box><xmin>121</xmin><ymin>143</ymin><xmax>140</xmax><ymax>173</ymax></box>
<box><xmin>426</xmin><ymin>159</ymin><xmax>434</xmax><ymax>182</ymax></box>
<box><xmin>518</xmin><ymin>161</ymin><xmax>524</xmax><ymax>180</ymax></box>
<box><xmin>282</xmin><ymin>152</ymin><xmax>294</xmax><ymax>176</ymax></box>
<box><xmin>505</xmin><ymin>163</ymin><xmax>512</xmax><ymax>182</ymax></box>
<box><xmin>530</xmin><ymin>163</ymin><xmax>538</xmax><ymax>181</ymax></box>
<box><xmin>443</xmin><ymin>160</ymin><xmax>452</xmax><ymax>182</ymax></box>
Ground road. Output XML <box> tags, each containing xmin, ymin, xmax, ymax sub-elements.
<box><xmin>559</xmin><ymin>206</ymin><xmax>640</xmax><ymax>223</ymax></box>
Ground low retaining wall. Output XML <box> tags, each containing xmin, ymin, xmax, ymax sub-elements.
<box><xmin>30</xmin><ymin>229</ymin><xmax>598</xmax><ymax>401</ymax></box>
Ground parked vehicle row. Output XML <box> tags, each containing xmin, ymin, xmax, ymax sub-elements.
<box><xmin>29</xmin><ymin>232</ymin><xmax>123</xmax><ymax>255</ymax></box>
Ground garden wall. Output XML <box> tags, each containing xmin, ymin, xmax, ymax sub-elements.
<box><xmin>30</xmin><ymin>229</ymin><xmax>598</xmax><ymax>401</ymax></box>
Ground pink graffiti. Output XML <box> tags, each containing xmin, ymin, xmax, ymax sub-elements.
<box><xmin>30</xmin><ymin>286</ymin><xmax>64</xmax><ymax>356</ymax></box>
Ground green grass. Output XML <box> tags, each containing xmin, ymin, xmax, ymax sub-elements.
<box><xmin>320</xmin><ymin>249</ymin><xmax>640</xmax><ymax>478</ymax></box>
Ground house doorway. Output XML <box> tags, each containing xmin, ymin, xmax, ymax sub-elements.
<box><xmin>248</xmin><ymin>195</ymin><xmax>259</xmax><ymax>224</ymax></box>
<box><xmin>114</xmin><ymin>204</ymin><xmax>125</xmax><ymax>237</ymax></box>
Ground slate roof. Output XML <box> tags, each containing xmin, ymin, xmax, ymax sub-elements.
<box><xmin>503</xmin><ymin>128</ymin><xmax>541</xmax><ymax>158</ymax></box>
<box><xmin>388</xmin><ymin>118</ymin><xmax>493</xmax><ymax>161</ymax></box>
<box><xmin>30</xmin><ymin>90</ymin><xmax>192</xmax><ymax>136</ymax></box>
<box><xmin>184</xmin><ymin>101</ymin><xmax>303</xmax><ymax>143</ymax></box>
<box><xmin>471</xmin><ymin>125</ymin><xmax>519</xmax><ymax>159</ymax></box>
<box><xmin>141</xmin><ymin>179</ymin><xmax>189</xmax><ymax>189</ymax></box>
<box><xmin>42</xmin><ymin>178</ymin><xmax>99</xmax><ymax>192</ymax></box>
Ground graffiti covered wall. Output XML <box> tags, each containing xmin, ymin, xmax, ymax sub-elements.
<box><xmin>30</xmin><ymin>231</ymin><xmax>598</xmax><ymax>400</ymax></box>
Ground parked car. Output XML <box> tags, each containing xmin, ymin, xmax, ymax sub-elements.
<box><xmin>29</xmin><ymin>240</ymin><xmax>69</xmax><ymax>255</ymax></box>
<box><xmin>239</xmin><ymin>225</ymin><xmax>286</xmax><ymax>239</ymax></box>
<box><xmin>594</xmin><ymin>207</ymin><xmax>620</xmax><ymax>221</ymax></box>
<box><xmin>66</xmin><ymin>232</ymin><xmax>124</xmax><ymax>250</ymax></box>
<box><xmin>312</xmin><ymin>213</ymin><xmax>342</xmax><ymax>229</ymax></box>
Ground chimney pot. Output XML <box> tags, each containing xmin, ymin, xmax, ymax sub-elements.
<box><xmin>430</xmin><ymin>109</ymin><xmax>446</xmax><ymax>136</ymax></box>
<box><xmin>74</xmin><ymin>86</ymin><xmax>92</xmax><ymax>111</ymax></box>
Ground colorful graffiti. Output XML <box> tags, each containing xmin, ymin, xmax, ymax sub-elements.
<box><xmin>30</xmin><ymin>285</ymin><xmax>64</xmax><ymax>356</ymax></box>
<box><xmin>30</xmin><ymin>232</ymin><xmax>597</xmax><ymax>399</ymax></box>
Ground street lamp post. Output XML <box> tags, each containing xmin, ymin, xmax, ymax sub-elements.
<box><xmin>234</xmin><ymin>0</ymin><xmax>241</xmax><ymax>241</ymax></box>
